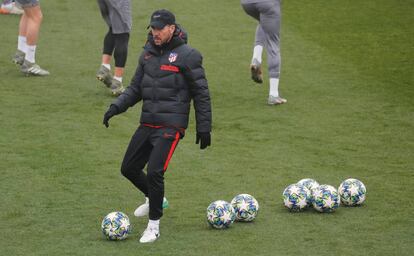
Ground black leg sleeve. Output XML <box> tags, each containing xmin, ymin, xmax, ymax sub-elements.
<box><xmin>113</xmin><ymin>33</ymin><xmax>130</xmax><ymax>68</ymax></box>
<box><xmin>103</xmin><ymin>28</ymin><xmax>115</xmax><ymax>56</ymax></box>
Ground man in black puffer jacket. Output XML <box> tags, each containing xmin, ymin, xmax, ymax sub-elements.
<box><xmin>102</xmin><ymin>9</ymin><xmax>212</xmax><ymax>243</ymax></box>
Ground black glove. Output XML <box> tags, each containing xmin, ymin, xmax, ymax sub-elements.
<box><xmin>196</xmin><ymin>132</ymin><xmax>211</xmax><ymax>150</ymax></box>
<box><xmin>103</xmin><ymin>105</ymin><xmax>119</xmax><ymax>128</ymax></box>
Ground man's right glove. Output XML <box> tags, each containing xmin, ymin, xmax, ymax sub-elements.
<box><xmin>196</xmin><ymin>132</ymin><xmax>211</xmax><ymax>150</ymax></box>
<box><xmin>103</xmin><ymin>105</ymin><xmax>119</xmax><ymax>128</ymax></box>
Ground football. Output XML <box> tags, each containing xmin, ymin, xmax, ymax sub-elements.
<box><xmin>231</xmin><ymin>194</ymin><xmax>259</xmax><ymax>222</ymax></box>
<box><xmin>297</xmin><ymin>178</ymin><xmax>320</xmax><ymax>207</ymax></box>
<box><xmin>338</xmin><ymin>178</ymin><xmax>366</xmax><ymax>206</ymax></box>
<box><xmin>312</xmin><ymin>185</ymin><xmax>340</xmax><ymax>213</ymax></box>
<box><xmin>206</xmin><ymin>200</ymin><xmax>236</xmax><ymax>229</ymax></box>
<box><xmin>297</xmin><ymin>178</ymin><xmax>320</xmax><ymax>191</ymax></box>
<box><xmin>101</xmin><ymin>211</ymin><xmax>130</xmax><ymax>240</ymax></box>
<box><xmin>282</xmin><ymin>184</ymin><xmax>311</xmax><ymax>212</ymax></box>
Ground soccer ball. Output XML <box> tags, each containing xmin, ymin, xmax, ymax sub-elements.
<box><xmin>297</xmin><ymin>178</ymin><xmax>320</xmax><ymax>206</ymax></box>
<box><xmin>231</xmin><ymin>194</ymin><xmax>259</xmax><ymax>222</ymax></box>
<box><xmin>297</xmin><ymin>178</ymin><xmax>320</xmax><ymax>191</ymax></box>
<box><xmin>312</xmin><ymin>185</ymin><xmax>340</xmax><ymax>213</ymax></box>
<box><xmin>338</xmin><ymin>178</ymin><xmax>366</xmax><ymax>206</ymax></box>
<box><xmin>206</xmin><ymin>200</ymin><xmax>236</xmax><ymax>229</ymax></box>
<box><xmin>282</xmin><ymin>184</ymin><xmax>311</xmax><ymax>212</ymax></box>
<box><xmin>101</xmin><ymin>211</ymin><xmax>130</xmax><ymax>240</ymax></box>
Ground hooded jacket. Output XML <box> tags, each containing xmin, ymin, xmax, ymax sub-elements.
<box><xmin>112</xmin><ymin>25</ymin><xmax>212</xmax><ymax>133</ymax></box>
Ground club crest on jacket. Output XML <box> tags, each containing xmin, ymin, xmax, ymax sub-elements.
<box><xmin>168</xmin><ymin>52</ymin><xmax>178</xmax><ymax>63</ymax></box>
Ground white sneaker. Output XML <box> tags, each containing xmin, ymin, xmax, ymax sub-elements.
<box><xmin>134</xmin><ymin>197</ymin><xmax>149</xmax><ymax>217</ymax></box>
<box><xmin>9</xmin><ymin>3</ymin><xmax>24</xmax><ymax>15</ymax></box>
<box><xmin>134</xmin><ymin>197</ymin><xmax>169</xmax><ymax>217</ymax></box>
<box><xmin>139</xmin><ymin>226</ymin><xmax>160</xmax><ymax>243</ymax></box>
<box><xmin>21</xmin><ymin>60</ymin><xmax>50</xmax><ymax>76</ymax></box>
<box><xmin>1</xmin><ymin>2</ymin><xmax>23</xmax><ymax>15</ymax></box>
<box><xmin>268</xmin><ymin>95</ymin><xmax>287</xmax><ymax>105</ymax></box>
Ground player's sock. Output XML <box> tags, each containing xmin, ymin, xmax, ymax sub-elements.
<box><xmin>148</xmin><ymin>219</ymin><xmax>160</xmax><ymax>231</ymax></box>
<box><xmin>25</xmin><ymin>44</ymin><xmax>36</xmax><ymax>63</ymax></box>
<box><xmin>269</xmin><ymin>78</ymin><xmax>280</xmax><ymax>98</ymax></box>
<box><xmin>114</xmin><ymin>76</ymin><xmax>123</xmax><ymax>83</ymax></box>
<box><xmin>252</xmin><ymin>45</ymin><xmax>263</xmax><ymax>65</ymax></box>
<box><xmin>102</xmin><ymin>63</ymin><xmax>111</xmax><ymax>70</ymax></box>
<box><xmin>18</xmin><ymin>36</ymin><xmax>27</xmax><ymax>53</ymax></box>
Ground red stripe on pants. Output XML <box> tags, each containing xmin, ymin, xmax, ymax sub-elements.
<box><xmin>163</xmin><ymin>132</ymin><xmax>180</xmax><ymax>172</ymax></box>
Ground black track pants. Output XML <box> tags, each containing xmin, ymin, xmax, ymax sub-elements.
<box><xmin>120</xmin><ymin>125</ymin><xmax>181</xmax><ymax>220</ymax></box>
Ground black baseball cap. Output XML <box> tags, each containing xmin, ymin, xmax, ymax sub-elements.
<box><xmin>149</xmin><ymin>9</ymin><xmax>176</xmax><ymax>29</ymax></box>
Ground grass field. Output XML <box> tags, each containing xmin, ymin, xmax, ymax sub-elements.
<box><xmin>0</xmin><ymin>0</ymin><xmax>413</xmax><ymax>255</ymax></box>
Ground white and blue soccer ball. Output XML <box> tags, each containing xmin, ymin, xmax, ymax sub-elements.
<box><xmin>312</xmin><ymin>185</ymin><xmax>340</xmax><ymax>213</ymax></box>
<box><xmin>231</xmin><ymin>194</ymin><xmax>259</xmax><ymax>222</ymax></box>
<box><xmin>207</xmin><ymin>200</ymin><xmax>236</xmax><ymax>229</ymax></box>
<box><xmin>297</xmin><ymin>178</ymin><xmax>320</xmax><ymax>192</ymax></box>
<box><xmin>297</xmin><ymin>178</ymin><xmax>320</xmax><ymax>206</ymax></box>
<box><xmin>338</xmin><ymin>178</ymin><xmax>366</xmax><ymax>206</ymax></box>
<box><xmin>282</xmin><ymin>184</ymin><xmax>311</xmax><ymax>212</ymax></box>
<box><xmin>101</xmin><ymin>211</ymin><xmax>130</xmax><ymax>240</ymax></box>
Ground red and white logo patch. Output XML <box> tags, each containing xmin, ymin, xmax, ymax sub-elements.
<box><xmin>168</xmin><ymin>52</ymin><xmax>178</xmax><ymax>63</ymax></box>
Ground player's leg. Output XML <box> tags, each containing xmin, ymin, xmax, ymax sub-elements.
<box><xmin>139</xmin><ymin>128</ymin><xmax>180</xmax><ymax>243</ymax></box>
<box><xmin>96</xmin><ymin>0</ymin><xmax>115</xmax><ymax>87</ymax></box>
<box><xmin>120</xmin><ymin>126</ymin><xmax>168</xmax><ymax>219</ymax></box>
<box><xmin>251</xmin><ymin>25</ymin><xmax>265</xmax><ymax>83</ymax></box>
<box><xmin>110</xmin><ymin>32</ymin><xmax>129</xmax><ymax>96</ymax></box>
<box><xmin>241</xmin><ymin>2</ymin><xmax>264</xmax><ymax>84</ymax></box>
<box><xmin>17</xmin><ymin>0</ymin><xmax>49</xmax><ymax>76</ymax></box>
<box><xmin>106</xmin><ymin>0</ymin><xmax>131</xmax><ymax>96</ymax></box>
<box><xmin>259</xmin><ymin>0</ymin><xmax>286</xmax><ymax>104</ymax></box>
<box><xmin>12</xmin><ymin>11</ymin><xmax>27</xmax><ymax>65</ymax></box>
<box><xmin>120</xmin><ymin>127</ymin><xmax>152</xmax><ymax>197</ymax></box>
<box><xmin>96</xmin><ymin>29</ymin><xmax>115</xmax><ymax>87</ymax></box>
<box><xmin>97</xmin><ymin>0</ymin><xmax>131</xmax><ymax>95</ymax></box>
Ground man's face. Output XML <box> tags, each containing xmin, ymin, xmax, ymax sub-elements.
<box><xmin>151</xmin><ymin>25</ymin><xmax>175</xmax><ymax>46</ymax></box>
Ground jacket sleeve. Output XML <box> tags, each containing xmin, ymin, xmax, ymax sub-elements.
<box><xmin>183</xmin><ymin>49</ymin><xmax>212</xmax><ymax>133</ymax></box>
<box><xmin>112</xmin><ymin>54</ymin><xmax>144</xmax><ymax>113</ymax></box>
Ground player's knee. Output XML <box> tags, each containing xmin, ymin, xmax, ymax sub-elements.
<box><xmin>114</xmin><ymin>34</ymin><xmax>129</xmax><ymax>56</ymax></box>
<box><xmin>120</xmin><ymin>162</ymin><xmax>134</xmax><ymax>178</ymax></box>
<box><xmin>26</xmin><ymin>7</ymin><xmax>43</xmax><ymax>23</ymax></box>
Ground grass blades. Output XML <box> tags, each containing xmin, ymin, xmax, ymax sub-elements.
<box><xmin>0</xmin><ymin>0</ymin><xmax>413</xmax><ymax>255</ymax></box>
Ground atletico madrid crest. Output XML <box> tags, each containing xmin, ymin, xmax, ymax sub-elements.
<box><xmin>168</xmin><ymin>52</ymin><xmax>178</xmax><ymax>63</ymax></box>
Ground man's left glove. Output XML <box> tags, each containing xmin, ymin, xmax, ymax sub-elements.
<box><xmin>103</xmin><ymin>105</ymin><xmax>119</xmax><ymax>128</ymax></box>
<box><xmin>196</xmin><ymin>132</ymin><xmax>211</xmax><ymax>150</ymax></box>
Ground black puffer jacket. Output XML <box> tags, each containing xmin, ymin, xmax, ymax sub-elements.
<box><xmin>112</xmin><ymin>25</ymin><xmax>212</xmax><ymax>133</ymax></box>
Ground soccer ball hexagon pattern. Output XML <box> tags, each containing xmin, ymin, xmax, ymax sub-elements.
<box><xmin>312</xmin><ymin>185</ymin><xmax>340</xmax><ymax>213</ymax></box>
<box><xmin>231</xmin><ymin>194</ymin><xmax>259</xmax><ymax>222</ymax></box>
<box><xmin>207</xmin><ymin>200</ymin><xmax>236</xmax><ymax>229</ymax></box>
<box><xmin>338</xmin><ymin>178</ymin><xmax>366</xmax><ymax>206</ymax></box>
<box><xmin>101</xmin><ymin>211</ymin><xmax>130</xmax><ymax>240</ymax></box>
<box><xmin>282</xmin><ymin>184</ymin><xmax>311</xmax><ymax>212</ymax></box>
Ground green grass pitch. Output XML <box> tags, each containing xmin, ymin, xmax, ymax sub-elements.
<box><xmin>0</xmin><ymin>0</ymin><xmax>413</xmax><ymax>255</ymax></box>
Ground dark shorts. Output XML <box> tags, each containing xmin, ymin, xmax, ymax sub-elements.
<box><xmin>15</xmin><ymin>0</ymin><xmax>39</xmax><ymax>8</ymax></box>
